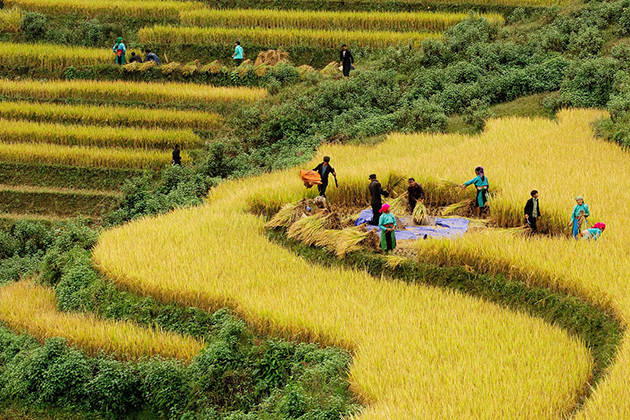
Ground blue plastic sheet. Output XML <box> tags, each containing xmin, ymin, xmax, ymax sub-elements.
<box><xmin>354</xmin><ymin>208</ymin><xmax>469</xmax><ymax>240</ymax></box>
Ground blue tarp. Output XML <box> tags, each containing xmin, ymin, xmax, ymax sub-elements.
<box><xmin>354</xmin><ymin>208</ymin><xmax>469</xmax><ymax>240</ymax></box>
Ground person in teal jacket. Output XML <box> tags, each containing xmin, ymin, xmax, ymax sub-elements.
<box><xmin>378</xmin><ymin>203</ymin><xmax>396</xmax><ymax>254</ymax></box>
<box><xmin>570</xmin><ymin>196</ymin><xmax>590</xmax><ymax>238</ymax></box>
<box><xmin>113</xmin><ymin>37</ymin><xmax>126</xmax><ymax>65</ymax></box>
<box><xmin>579</xmin><ymin>222</ymin><xmax>605</xmax><ymax>241</ymax></box>
<box><xmin>460</xmin><ymin>166</ymin><xmax>489</xmax><ymax>217</ymax></box>
<box><xmin>232</xmin><ymin>41</ymin><xmax>244</xmax><ymax>67</ymax></box>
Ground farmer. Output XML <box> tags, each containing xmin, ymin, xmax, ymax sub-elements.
<box><xmin>312</xmin><ymin>156</ymin><xmax>336</xmax><ymax>197</ymax></box>
<box><xmin>233</xmin><ymin>41</ymin><xmax>244</xmax><ymax>67</ymax></box>
<box><xmin>129</xmin><ymin>52</ymin><xmax>142</xmax><ymax>63</ymax></box>
<box><xmin>579</xmin><ymin>222</ymin><xmax>605</xmax><ymax>241</ymax></box>
<box><xmin>112</xmin><ymin>37</ymin><xmax>126</xmax><ymax>65</ymax></box>
<box><xmin>460</xmin><ymin>166</ymin><xmax>489</xmax><ymax>217</ymax></box>
<box><xmin>378</xmin><ymin>203</ymin><xmax>397</xmax><ymax>254</ymax></box>
<box><xmin>407</xmin><ymin>178</ymin><xmax>425</xmax><ymax>212</ymax></box>
<box><xmin>524</xmin><ymin>190</ymin><xmax>540</xmax><ymax>234</ymax></box>
<box><xmin>145</xmin><ymin>50</ymin><xmax>160</xmax><ymax>65</ymax></box>
<box><xmin>172</xmin><ymin>144</ymin><xmax>181</xmax><ymax>166</ymax></box>
<box><xmin>369</xmin><ymin>174</ymin><xmax>389</xmax><ymax>226</ymax></box>
<box><xmin>570</xmin><ymin>196</ymin><xmax>590</xmax><ymax>238</ymax></box>
<box><xmin>339</xmin><ymin>44</ymin><xmax>354</xmax><ymax>78</ymax></box>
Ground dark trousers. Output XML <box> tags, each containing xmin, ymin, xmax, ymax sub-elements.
<box><xmin>384</xmin><ymin>231</ymin><xmax>394</xmax><ymax>251</ymax></box>
<box><xmin>371</xmin><ymin>205</ymin><xmax>381</xmax><ymax>226</ymax></box>
<box><xmin>528</xmin><ymin>217</ymin><xmax>538</xmax><ymax>233</ymax></box>
<box><xmin>317</xmin><ymin>182</ymin><xmax>328</xmax><ymax>197</ymax></box>
<box><xmin>116</xmin><ymin>55</ymin><xmax>125</xmax><ymax>65</ymax></box>
<box><xmin>235</xmin><ymin>59</ymin><xmax>242</xmax><ymax>67</ymax></box>
<box><xmin>410</xmin><ymin>200</ymin><xmax>417</xmax><ymax>212</ymax></box>
<box><xmin>342</xmin><ymin>64</ymin><xmax>350</xmax><ymax>77</ymax></box>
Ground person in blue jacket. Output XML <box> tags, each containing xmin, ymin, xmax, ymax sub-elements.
<box><xmin>569</xmin><ymin>196</ymin><xmax>590</xmax><ymax>238</ymax></box>
<box><xmin>460</xmin><ymin>166</ymin><xmax>489</xmax><ymax>217</ymax></box>
<box><xmin>232</xmin><ymin>41</ymin><xmax>244</xmax><ymax>67</ymax></box>
<box><xmin>113</xmin><ymin>37</ymin><xmax>126</xmax><ymax>65</ymax></box>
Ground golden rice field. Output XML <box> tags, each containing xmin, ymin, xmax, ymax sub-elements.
<box><xmin>139</xmin><ymin>25</ymin><xmax>440</xmax><ymax>49</ymax></box>
<box><xmin>0</xmin><ymin>79</ymin><xmax>267</xmax><ymax>106</ymax></box>
<box><xmin>0</xmin><ymin>281</ymin><xmax>204</xmax><ymax>361</ymax></box>
<box><xmin>0</xmin><ymin>118</ymin><xmax>201</xmax><ymax>149</ymax></box>
<box><xmin>180</xmin><ymin>8</ymin><xmax>503</xmax><ymax>32</ymax></box>
<box><xmin>0</xmin><ymin>141</ymin><xmax>187</xmax><ymax>169</ymax></box>
<box><xmin>5</xmin><ymin>0</ymin><xmax>202</xmax><ymax>18</ymax></box>
<box><xmin>0</xmin><ymin>42</ymin><xmax>109</xmax><ymax>70</ymax></box>
<box><xmin>0</xmin><ymin>101</ymin><xmax>224</xmax><ymax>130</ymax></box>
<box><xmin>91</xmin><ymin>109</ymin><xmax>630</xmax><ymax>419</ymax></box>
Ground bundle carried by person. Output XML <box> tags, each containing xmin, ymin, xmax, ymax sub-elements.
<box><xmin>300</xmin><ymin>170</ymin><xmax>322</xmax><ymax>188</ymax></box>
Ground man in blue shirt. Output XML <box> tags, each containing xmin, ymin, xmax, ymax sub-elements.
<box><xmin>233</xmin><ymin>41</ymin><xmax>244</xmax><ymax>67</ymax></box>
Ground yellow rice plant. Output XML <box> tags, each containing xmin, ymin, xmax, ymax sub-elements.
<box><xmin>0</xmin><ymin>118</ymin><xmax>201</xmax><ymax>149</ymax></box>
<box><xmin>0</xmin><ymin>281</ymin><xmax>204</xmax><ymax>361</ymax></box>
<box><xmin>0</xmin><ymin>100</ymin><xmax>224</xmax><ymax>130</ymax></box>
<box><xmin>0</xmin><ymin>79</ymin><xmax>267</xmax><ymax>106</ymax></box>
<box><xmin>0</xmin><ymin>42</ymin><xmax>109</xmax><ymax>70</ymax></box>
<box><xmin>139</xmin><ymin>25</ymin><xmax>440</xmax><ymax>49</ymax></box>
<box><xmin>180</xmin><ymin>8</ymin><xmax>504</xmax><ymax>33</ymax></box>
<box><xmin>93</xmin><ymin>114</ymin><xmax>609</xmax><ymax>419</ymax></box>
<box><xmin>0</xmin><ymin>7</ymin><xmax>22</xmax><ymax>34</ymax></box>
<box><xmin>5</xmin><ymin>0</ymin><xmax>201</xmax><ymax>18</ymax></box>
<box><xmin>0</xmin><ymin>141</ymin><xmax>186</xmax><ymax>169</ymax></box>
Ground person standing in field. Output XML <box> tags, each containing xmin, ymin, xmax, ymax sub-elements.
<box><xmin>524</xmin><ymin>190</ymin><xmax>540</xmax><ymax>234</ymax></box>
<box><xmin>570</xmin><ymin>196</ymin><xmax>590</xmax><ymax>238</ymax></box>
<box><xmin>369</xmin><ymin>173</ymin><xmax>389</xmax><ymax>226</ymax></box>
<box><xmin>129</xmin><ymin>52</ymin><xmax>142</xmax><ymax>63</ymax></box>
<box><xmin>378</xmin><ymin>203</ymin><xmax>397</xmax><ymax>254</ymax></box>
<box><xmin>233</xmin><ymin>41</ymin><xmax>244</xmax><ymax>67</ymax></box>
<box><xmin>113</xmin><ymin>37</ymin><xmax>126</xmax><ymax>65</ymax></box>
<box><xmin>460</xmin><ymin>166</ymin><xmax>489</xmax><ymax>217</ymax></box>
<box><xmin>407</xmin><ymin>178</ymin><xmax>425</xmax><ymax>212</ymax></box>
<box><xmin>145</xmin><ymin>50</ymin><xmax>160</xmax><ymax>65</ymax></box>
<box><xmin>172</xmin><ymin>144</ymin><xmax>181</xmax><ymax>166</ymax></box>
<box><xmin>313</xmin><ymin>156</ymin><xmax>336</xmax><ymax>197</ymax></box>
<box><xmin>339</xmin><ymin>44</ymin><xmax>354</xmax><ymax>78</ymax></box>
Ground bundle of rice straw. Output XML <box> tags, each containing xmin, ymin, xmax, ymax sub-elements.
<box><xmin>139</xmin><ymin>60</ymin><xmax>157</xmax><ymax>72</ymax></box>
<box><xmin>438</xmin><ymin>178</ymin><xmax>460</xmax><ymax>188</ymax></box>
<box><xmin>287</xmin><ymin>214</ymin><xmax>327</xmax><ymax>245</ymax></box>
<box><xmin>316</xmin><ymin>227</ymin><xmax>369</xmax><ymax>258</ymax></box>
<box><xmin>412</xmin><ymin>201</ymin><xmax>427</xmax><ymax>225</ymax></box>
<box><xmin>200</xmin><ymin>60</ymin><xmax>222</xmax><ymax>74</ymax></box>
<box><xmin>266</xmin><ymin>202</ymin><xmax>300</xmax><ymax>229</ymax></box>
<box><xmin>441</xmin><ymin>198</ymin><xmax>474</xmax><ymax>216</ymax></box>
<box><xmin>387</xmin><ymin>192</ymin><xmax>410</xmax><ymax>216</ymax></box>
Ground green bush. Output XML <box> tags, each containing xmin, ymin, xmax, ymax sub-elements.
<box><xmin>20</xmin><ymin>12</ymin><xmax>47</xmax><ymax>42</ymax></box>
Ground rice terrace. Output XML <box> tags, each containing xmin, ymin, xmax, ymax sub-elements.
<box><xmin>1</xmin><ymin>0</ymin><xmax>630</xmax><ymax>418</ymax></box>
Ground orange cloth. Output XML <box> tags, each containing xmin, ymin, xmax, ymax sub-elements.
<box><xmin>300</xmin><ymin>170</ymin><xmax>322</xmax><ymax>188</ymax></box>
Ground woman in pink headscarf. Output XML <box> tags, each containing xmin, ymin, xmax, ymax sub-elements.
<box><xmin>378</xmin><ymin>203</ymin><xmax>397</xmax><ymax>254</ymax></box>
<box><xmin>579</xmin><ymin>222</ymin><xmax>606</xmax><ymax>241</ymax></box>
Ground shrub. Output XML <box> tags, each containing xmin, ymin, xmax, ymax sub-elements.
<box><xmin>20</xmin><ymin>11</ymin><xmax>47</xmax><ymax>41</ymax></box>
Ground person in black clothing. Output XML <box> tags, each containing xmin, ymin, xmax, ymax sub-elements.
<box><xmin>172</xmin><ymin>144</ymin><xmax>181</xmax><ymax>166</ymax></box>
<box><xmin>129</xmin><ymin>52</ymin><xmax>142</xmax><ymax>63</ymax></box>
<box><xmin>524</xmin><ymin>190</ymin><xmax>540</xmax><ymax>234</ymax></box>
<box><xmin>339</xmin><ymin>44</ymin><xmax>354</xmax><ymax>78</ymax></box>
<box><xmin>313</xmin><ymin>156</ymin><xmax>336</xmax><ymax>197</ymax></box>
<box><xmin>407</xmin><ymin>178</ymin><xmax>425</xmax><ymax>212</ymax></box>
<box><xmin>368</xmin><ymin>173</ymin><xmax>388</xmax><ymax>226</ymax></box>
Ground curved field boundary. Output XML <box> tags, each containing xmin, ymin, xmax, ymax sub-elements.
<box><xmin>139</xmin><ymin>25</ymin><xmax>440</xmax><ymax>49</ymax></box>
<box><xmin>0</xmin><ymin>101</ymin><xmax>224</xmax><ymax>131</ymax></box>
<box><xmin>0</xmin><ymin>141</ymin><xmax>186</xmax><ymax>169</ymax></box>
<box><xmin>92</xmin><ymin>109</ymin><xmax>626</xmax><ymax>419</ymax></box>
<box><xmin>0</xmin><ymin>281</ymin><xmax>204</xmax><ymax>361</ymax></box>
<box><xmin>0</xmin><ymin>79</ymin><xmax>267</xmax><ymax>106</ymax></box>
<box><xmin>0</xmin><ymin>119</ymin><xmax>201</xmax><ymax>150</ymax></box>
<box><xmin>5</xmin><ymin>0</ymin><xmax>202</xmax><ymax>18</ymax></box>
<box><xmin>180</xmin><ymin>8</ymin><xmax>503</xmax><ymax>32</ymax></box>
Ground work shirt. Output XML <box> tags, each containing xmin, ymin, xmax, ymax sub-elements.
<box><xmin>146</xmin><ymin>52</ymin><xmax>160</xmax><ymax>64</ymax></box>
<box><xmin>531</xmin><ymin>198</ymin><xmax>539</xmax><ymax>218</ymax></box>
<box><xmin>582</xmin><ymin>227</ymin><xmax>602</xmax><ymax>240</ymax></box>
<box><xmin>408</xmin><ymin>183</ymin><xmax>425</xmax><ymax>203</ymax></box>
<box><xmin>313</xmin><ymin>163</ymin><xmax>335</xmax><ymax>184</ymax></box>
<box><xmin>464</xmin><ymin>175</ymin><xmax>489</xmax><ymax>189</ymax></box>
<box><xmin>378</xmin><ymin>212</ymin><xmax>396</xmax><ymax>231</ymax></box>
<box><xmin>113</xmin><ymin>42</ymin><xmax>126</xmax><ymax>54</ymax></box>
<box><xmin>234</xmin><ymin>45</ymin><xmax>244</xmax><ymax>59</ymax></box>
<box><xmin>572</xmin><ymin>203</ymin><xmax>590</xmax><ymax>219</ymax></box>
